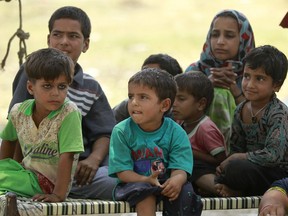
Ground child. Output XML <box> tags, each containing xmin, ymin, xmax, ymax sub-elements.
<box><xmin>185</xmin><ymin>9</ymin><xmax>255</xmax><ymax>147</ymax></box>
<box><xmin>215</xmin><ymin>45</ymin><xmax>288</xmax><ymax>197</ymax></box>
<box><xmin>8</xmin><ymin>6</ymin><xmax>117</xmax><ymax>200</ymax></box>
<box><xmin>113</xmin><ymin>53</ymin><xmax>183</xmax><ymax>123</ymax></box>
<box><xmin>0</xmin><ymin>48</ymin><xmax>84</xmax><ymax>202</ymax></box>
<box><xmin>173</xmin><ymin>71</ymin><xmax>226</xmax><ymax>196</ymax></box>
<box><xmin>108</xmin><ymin>68</ymin><xmax>202</xmax><ymax>216</ymax></box>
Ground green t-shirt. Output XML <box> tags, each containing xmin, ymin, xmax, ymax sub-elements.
<box><xmin>0</xmin><ymin>99</ymin><xmax>84</xmax><ymax>187</ymax></box>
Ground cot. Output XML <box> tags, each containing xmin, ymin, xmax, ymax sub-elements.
<box><xmin>1</xmin><ymin>192</ymin><xmax>261</xmax><ymax>215</ymax></box>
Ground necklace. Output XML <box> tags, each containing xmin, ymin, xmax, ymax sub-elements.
<box><xmin>183</xmin><ymin>115</ymin><xmax>205</xmax><ymax>126</ymax></box>
<box><xmin>250</xmin><ymin>102</ymin><xmax>268</xmax><ymax>124</ymax></box>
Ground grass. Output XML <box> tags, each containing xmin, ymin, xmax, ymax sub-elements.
<box><xmin>1</xmin><ymin>0</ymin><xmax>288</xmax><ymax>129</ymax></box>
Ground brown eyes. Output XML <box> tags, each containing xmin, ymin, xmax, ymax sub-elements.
<box><xmin>210</xmin><ymin>31</ymin><xmax>236</xmax><ymax>39</ymax></box>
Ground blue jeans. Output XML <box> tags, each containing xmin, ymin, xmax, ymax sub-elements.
<box><xmin>114</xmin><ymin>181</ymin><xmax>203</xmax><ymax>216</ymax></box>
<box><xmin>68</xmin><ymin>165</ymin><xmax>117</xmax><ymax>200</ymax></box>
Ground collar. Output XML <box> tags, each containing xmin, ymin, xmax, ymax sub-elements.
<box><xmin>22</xmin><ymin>99</ymin><xmax>68</xmax><ymax>119</ymax></box>
<box><xmin>73</xmin><ymin>63</ymin><xmax>84</xmax><ymax>86</ymax></box>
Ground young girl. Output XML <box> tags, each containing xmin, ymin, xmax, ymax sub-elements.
<box><xmin>109</xmin><ymin>68</ymin><xmax>202</xmax><ymax>216</ymax></box>
<box><xmin>0</xmin><ymin>48</ymin><xmax>84</xmax><ymax>202</ymax></box>
<box><xmin>185</xmin><ymin>9</ymin><xmax>255</xmax><ymax>147</ymax></box>
<box><xmin>215</xmin><ymin>45</ymin><xmax>288</xmax><ymax>197</ymax></box>
<box><xmin>173</xmin><ymin>71</ymin><xmax>226</xmax><ymax>196</ymax></box>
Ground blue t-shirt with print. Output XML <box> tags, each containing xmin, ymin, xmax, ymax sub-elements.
<box><xmin>108</xmin><ymin>117</ymin><xmax>193</xmax><ymax>181</ymax></box>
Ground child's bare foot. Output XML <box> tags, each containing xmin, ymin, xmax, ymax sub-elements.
<box><xmin>215</xmin><ymin>183</ymin><xmax>242</xmax><ymax>197</ymax></box>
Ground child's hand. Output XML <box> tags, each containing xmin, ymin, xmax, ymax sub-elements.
<box><xmin>148</xmin><ymin>159</ymin><xmax>166</xmax><ymax>187</ymax></box>
<box><xmin>32</xmin><ymin>193</ymin><xmax>63</xmax><ymax>202</ymax></box>
<box><xmin>148</xmin><ymin>170</ymin><xmax>161</xmax><ymax>187</ymax></box>
<box><xmin>160</xmin><ymin>175</ymin><xmax>182</xmax><ymax>201</ymax></box>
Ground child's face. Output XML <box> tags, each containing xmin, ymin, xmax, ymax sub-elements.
<box><xmin>47</xmin><ymin>18</ymin><xmax>89</xmax><ymax>64</ymax></box>
<box><xmin>128</xmin><ymin>83</ymin><xmax>169</xmax><ymax>131</ymax></box>
<box><xmin>172</xmin><ymin>90</ymin><xmax>204</xmax><ymax>122</ymax></box>
<box><xmin>27</xmin><ymin>74</ymin><xmax>70</xmax><ymax>118</ymax></box>
<box><xmin>210</xmin><ymin>16</ymin><xmax>240</xmax><ymax>61</ymax></box>
<box><xmin>242</xmin><ymin>65</ymin><xmax>280</xmax><ymax>104</ymax></box>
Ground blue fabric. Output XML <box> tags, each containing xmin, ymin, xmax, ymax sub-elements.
<box><xmin>109</xmin><ymin>117</ymin><xmax>193</xmax><ymax>180</ymax></box>
<box><xmin>114</xmin><ymin>181</ymin><xmax>202</xmax><ymax>216</ymax></box>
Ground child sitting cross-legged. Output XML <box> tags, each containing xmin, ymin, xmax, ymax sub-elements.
<box><xmin>215</xmin><ymin>45</ymin><xmax>288</xmax><ymax>197</ymax></box>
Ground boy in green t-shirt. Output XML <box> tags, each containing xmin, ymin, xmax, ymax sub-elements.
<box><xmin>0</xmin><ymin>48</ymin><xmax>84</xmax><ymax>202</ymax></box>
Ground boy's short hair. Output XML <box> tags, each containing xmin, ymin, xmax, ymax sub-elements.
<box><xmin>25</xmin><ymin>48</ymin><xmax>74</xmax><ymax>84</ymax></box>
<box><xmin>175</xmin><ymin>71</ymin><xmax>214</xmax><ymax>112</ymax></box>
<box><xmin>128</xmin><ymin>68</ymin><xmax>177</xmax><ymax>110</ymax></box>
<box><xmin>142</xmin><ymin>54</ymin><xmax>183</xmax><ymax>76</ymax></box>
<box><xmin>48</xmin><ymin>6</ymin><xmax>91</xmax><ymax>39</ymax></box>
<box><xmin>244</xmin><ymin>45</ymin><xmax>288</xmax><ymax>86</ymax></box>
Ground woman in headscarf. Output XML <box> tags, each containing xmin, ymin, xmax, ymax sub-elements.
<box><xmin>185</xmin><ymin>9</ymin><xmax>255</xmax><ymax>149</ymax></box>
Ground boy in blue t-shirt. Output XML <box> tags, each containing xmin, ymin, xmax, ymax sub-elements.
<box><xmin>113</xmin><ymin>53</ymin><xmax>183</xmax><ymax>123</ymax></box>
<box><xmin>109</xmin><ymin>68</ymin><xmax>202</xmax><ymax>216</ymax></box>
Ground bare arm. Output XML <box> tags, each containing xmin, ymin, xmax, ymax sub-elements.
<box><xmin>32</xmin><ymin>152</ymin><xmax>75</xmax><ymax>202</ymax></box>
<box><xmin>161</xmin><ymin>170</ymin><xmax>187</xmax><ymax>201</ymax></box>
<box><xmin>13</xmin><ymin>140</ymin><xmax>23</xmax><ymax>162</ymax></box>
<box><xmin>90</xmin><ymin>136</ymin><xmax>110</xmax><ymax>165</ymax></box>
<box><xmin>74</xmin><ymin>136</ymin><xmax>110</xmax><ymax>186</ymax></box>
<box><xmin>229</xmin><ymin>83</ymin><xmax>245</xmax><ymax>105</ymax></box>
<box><xmin>0</xmin><ymin>140</ymin><xmax>17</xmax><ymax>159</ymax></box>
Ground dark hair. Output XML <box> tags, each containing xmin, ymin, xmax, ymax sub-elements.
<box><xmin>48</xmin><ymin>6</ymin><xmax>91</xmax><ymax>39</ymax></box>
<box><xmin>175</xmin><ymin>71</ymin><xmax>214</xmax><ymax>112</ymax></box>
<box><xmin>25</xmin><ymin>48</ymin><xmax>74</xmax><ymax>84</ymax></box>
<box><xmin>128</xmin><ymin>68</ymin><xmax>177</xmax><ymax>113</ymax></box>
<box><xmin>142</xmin><ymin>54</ymin><xmax>183</xmax><ymax>76</ymax></box>
<box><xmin>244</xmin><ymin>45</ymin><xmax>288</xmax><ymax>86</ymax></box>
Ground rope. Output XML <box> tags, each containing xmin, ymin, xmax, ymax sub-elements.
<box><xmin>1</xmin><ymin>0</ymin><xmax>29</xmax><ymax>70</ymax></box>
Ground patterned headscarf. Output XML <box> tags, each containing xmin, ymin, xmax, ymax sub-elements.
<box><xmin>186</xmin><ymin>9</ymin><xmax>255</xmax><ymax>76</ymax></box>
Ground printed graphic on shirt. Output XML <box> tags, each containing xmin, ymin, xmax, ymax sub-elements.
<box><xmin>132</xmin><ymin>146</ymin><xmax>166</xmax><ymax>180</ymax></box>
<box><xmin>27</xmin><ymin>142</ymin><xmax>58</xmax><ymax>161</ymax></box>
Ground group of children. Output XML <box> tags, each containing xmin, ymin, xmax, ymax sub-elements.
<box><xmin>0</xmin><ymin>5</ymin><xmax>288</xmax><ymax>216</ymax></box>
